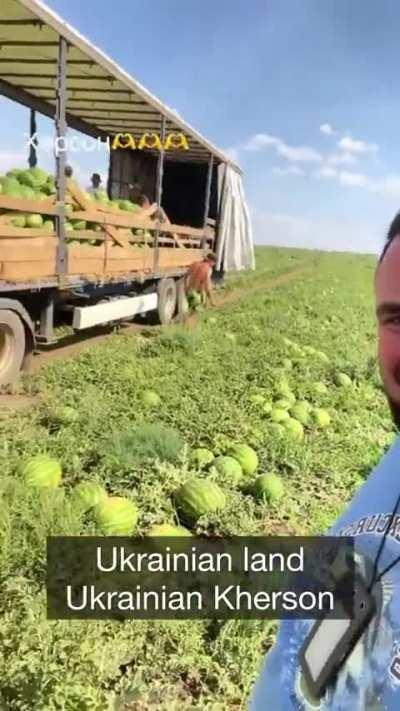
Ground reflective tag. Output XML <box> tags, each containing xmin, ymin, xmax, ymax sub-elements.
<box><xmin>299</xmin><ymin>574</ymin><xmax>376</xmax><ymax>698</ymax></box>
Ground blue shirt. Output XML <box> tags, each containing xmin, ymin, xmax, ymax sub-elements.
<box><xmin>250</xmin><ymin>437</ymin><xmax>400</xmax><ymax>711</ymax></box>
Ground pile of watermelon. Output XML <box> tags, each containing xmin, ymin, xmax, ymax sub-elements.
<box><xmin>0</xmin><ymin>166</ymin><xmax>151</xmax><ymax>247</ymax></box>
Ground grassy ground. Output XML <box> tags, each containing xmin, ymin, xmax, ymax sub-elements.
<box><xmin>0</xmin><ymin>246</ymin><xmax>392</xmax><ymax>710</ymax></box>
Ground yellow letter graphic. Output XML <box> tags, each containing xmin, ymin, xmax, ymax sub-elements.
<box><xmin>112</xmin><ymin>133</ymin><xmax>136</xmax><ymax>150</ymax></box>
<box><xmin>164</xmin><ymin>133</ymin><xmax>189</xmax><ymax>150</ymax></box>
<box><xmin>138</xmin><ymin>132</ymin><xmax>163</xmax><ymax>150</ymax></box>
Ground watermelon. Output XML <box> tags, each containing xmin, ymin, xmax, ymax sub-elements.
<box><xmin>25</xmin><ymin>213</ymin><xmax>43</xmax><ymax>228</ymax></box>
<box><xmin>274</xmin><ymin>398</ymin><xmax>293</xmax><ymax>411</ymax></box>
<box><xmin>73</xmin><ymin>481</ymin><xmax>107</xmax><ymax>512</ymax></box>
<box><xmin>252</xmin><ymin>473</ymin><xmax>284</xmax><ymax>503</ymax></box>
<box><xmin>71</xmin><ymin>220</ymin><xmax>87</xmax><ymax>231</ymax></box>
<box><xmin>19</xmin><ymin>185</ymin><xmax>36</xmax><ymax>200</ymax></box>
<box><xmin>268</xmin><ymin>423</ymin><xmax>285</xmax><ymax>438</ymax></box>
<box><xmin>43</xmin><ymin>220</ymin><xmax>54</xmax><ymax>232</ymax></box>
<box><xmin>93</xmin><ymin>189</ymin><xmax>109</xmax><ymax>204</ymax></box>
<box><xmin>249</xmin><ymin>393</ymin><xmax>266</xmax><ymax>406</ymax></box>
<box><xmin>95</xmin><ymin>496</ymin><xmax>138</xmax><ymax>535</ymax></box>
<box><xmin>213</xmin><ymin>455</ymin><xmax>243</xmax><ymax>484</ymax></box>
<box><xmin>335</xmin><ymin>372</ymin><xmax>352</xmax><ymax>387</ymax></box>
<box><xmin>270</xmin><ymin>408</ymin><xmax>290</xmax><ymax>423</ymax></box>
<box><xmin>316</xmin><ymin>351</ymin><xmax>329</xmax><ymax>363</ymax></box>
<box><xmin>174</xmin><ymin>478</ymin><xmax>226</xmax><ymax>521</ymax></box>
<box><xmin>147</xmin><ymin>523</ymin><xmax>192</xmax><ymax>536</ymax></box>
<box><xmin>312</xmin><ymin>382</ymin><xmax>328</xmax><ymax>396</ymax></box>
<box><xmin>64</xmin><ymin>203</ymin><xmax>74</xmax><ymax>218</ymax></box>
<box><xmin>284</xmin><ymin>417</ymin><xmax>305</xmax><ymax>441</ymax></box>
<box><xmin>313</xmin><ymin>408</ymin><xmax>331</xmax><ymax>428</ymax></box>
<box><xmin>262</xmin><ymin>401</ymin><xmax>273</xmax><ymax>416</ymax></box>
<box><xmin>21</xmin><ymin>454</ymin><xmax>62</xmax><ymax>488</ymax></box>
<box><xmin>227</xmin><ymin>443</ymin><xmax>258</xmax><ymax>476</ymax></box>
<box><xmin>10</xmin><ymin>214</ymin><xmax>26</xmax><ymax>228</ymax></box>
<box><xmin>187</xmin><ymin>290</ymin><xmax>202</xmax><ymax>308</ymax></box>
<box><xmin>1</xmin><ymin>178</ymin><xmax>22</xmax><ymax>198</ymax></box>
<box><xmin>142</xmin><ymin>390</ymin><xmax>160</xmax><ymax>408</ymax></box>
<box><xmin>290</xmin><ymin>403</ymin><xmax>311</xmax><ymax>426</ymax></box>
<box><xmin>190</xmin><ymin>448</ymin><xmax>214</xmax><ymax>469</ymax></box>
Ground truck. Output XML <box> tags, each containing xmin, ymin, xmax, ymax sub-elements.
<box><xmin>0</xmin><ymin>0</ymin><xmax>254</xmax><ymax>387</ymax></box>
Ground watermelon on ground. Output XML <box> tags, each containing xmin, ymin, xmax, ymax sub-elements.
<box><xmin>174</xmin><ymin>478</ymin><xmax>226</xmax><ymax>521</ymax></box>
<box><xmin>20</xmin><ymin>454</ymin><xmax>62</xmax><ymax>488</ymax></box>
<box><xmin>213</xmin><ymin>455</ymin><xmax>243</xmax><ymax>484</ymax></box>
<box><xmin>95</xmin><ymin>496</ymin><xmax>138</xmax><ymax>535</ymax></box>
<box><xmin>227</xmin><ymin>443</ymin><xmax>258</xmax><ymax>476</ymax></box>
<box><xmin>73</xmin><ymin>481</ymin><xmax>108</xmax><ymax>512</ymax></box>
<box><xmin>252</xmin><ymin>473</ymin><xmax>284</xmax><ymax>503</ymax></box>
<box><xmin>190</xmin><ymin>448</ymin><xmax>214</xmax><ymax>469</ymax></box>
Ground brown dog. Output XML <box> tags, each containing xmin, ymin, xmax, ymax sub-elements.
<box><xmin>185</xmin><ymin>253</ymin><xmax>216</xmax><ymax>307</ymax></box>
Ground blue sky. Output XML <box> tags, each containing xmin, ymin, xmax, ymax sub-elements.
<box><xmin>1</xmin><ymin>0</ymin><xmax>400</xmax><ymax>253</ymax></box>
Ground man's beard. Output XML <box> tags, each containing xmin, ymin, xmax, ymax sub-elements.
<box><xmin>387</xmin><ymin>395</ymin><xmax>400</xmax><ymax>430</ymax></box>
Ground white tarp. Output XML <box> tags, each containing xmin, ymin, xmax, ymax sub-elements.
<box><xmin>215</xmin><ymin>164</ymin><xmax>255</xmax><ymax>272</ymax></box>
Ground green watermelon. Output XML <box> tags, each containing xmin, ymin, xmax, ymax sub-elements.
<box><xmin>42</xmin><ymin>220</ymin><xmax>54</xmax><ymax>232</ymax></box>
<box><xmin>274</xmin><ymin>398</ymin><xmax>293</xmax><ymax>411</ymax></box>
<box><xmin>252</xmin><ymin>473</ymin><xmax>284</xmax><ymax>503</ymax></box>
<box><xmin>142</xmin><ymin>390</ymin><xmax>160</xmax><ymax>408</ymax></box>
<box><xmin>335</xmin><ymin>372</ymin><xmax>352</xmax><ymax>387</ymax></box>
<box><xmin>53</xmin><ymin>405</ymin><xmax>79</xmax><ymax>425</ymax></box>
<box><xmin>213</xmin><ymin>455</ymin><xmax>243</xmax><ymax>484</ymax></box>
<box><xmin>73</xmin><ymin>481</ymin><xmax>107</xmax><ymax>512</ymax></box>
<box><xmin>249</xmin><ymin>393</ymin><xmax>266</xmax><ymax>407</ymax></box>
<box><xmin>190</xmin><ymin>448</ymin><xmax>214</xmax><ymax>469</ymax></box>
<box><xmin>174</xmin><ymin>478</ymin><xmax>226</xmax><ymax>521</ymax></box>
<box><xmin>313</xmin><ymin>408</ymin><xmax>331</xmax><ymax>428</ymax></box>
<box><xmin>290</xmin><ymin>403</ymin><xmax>311</xmax><ymax>426</ymax></box>
<box><xmin>95</xmin><ymin>496</ymin><xmax>138</xmax><ymax>535</ymax></box>
<box><xmin>270</xmin><ymin>408</ymin><xmax>290</xmax><ymax>423</ymax></box>
<box><xmin>312</xmin><ymin>382</ymin><xmax>328</xmax><ymax>396</ymax></box>
<box><xmin>9</xmin><ymin>214</ymin><xmax>26</xmax><ymax>228</ymax></box>
<box><xmin>71</xmin><ymin>220</ymin><xmax>87</xmax><ymax>231</ymax></box>
<box><xmin>227</xmin><ymin>443</ymin><xmax>258</xmax><ymax>476</ymax></box>
<box><xmin>284</xmin><ymin>417</ymin><xmax>305</xmax><ymax>441</ymax></box>
<box><xmin>25</xmin><ymin>213</ymin><xmax>43</xmax><ymax>228</ymax></box>
<box><xmin>21</xmin><ymin>454</ymin><xmax>62</xmax><ymax>488</ymax></box>
<box><xmin>147</xmin><ymin>523</ymin><xmax>192</xmax><ymax>536</ymax></box>
<box><xmin>268</xmin><ymin>423</ymin><xmax>285</xmax><ymax>438</ymax></box>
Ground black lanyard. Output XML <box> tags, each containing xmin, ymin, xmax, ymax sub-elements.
<box><xmin>368</xmin><ymin>489</ymin><xmax>400</xmax><ymax>590</ymax></box>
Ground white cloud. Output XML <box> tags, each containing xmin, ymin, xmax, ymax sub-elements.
<box><xmin>327</xmin><ymin>151</ymin><xmax>357</xmax><ymax>166</ymax></box>
<box><xmin>320</xmin><ymin>123</ymin><xmax>335</xmax><ymax>136</ymax></box>
<box><xmin>241</xmin><ymin>132</ymin><xmax>322</xmax><ymax>163</ymax></box>
<box><xmin>313</xmin><ymin>165</ymin><xmax>337</xmax><ymax>179</ymax></box>
<box><xmin>276</xmin><ymin>142</ymin><xmax>322</xmax><ymax>163</ymax></box>
<box><xmin>243</xmin><ymin>133</ymin><xmax>280</xmax><ymax>151</ymax></box>
<box><xmin>250</xmin><ymin>207</ymin><xmax>382</xmax><ymax>254</ymax></box>
<box><xmin>339</xmin><ymin>171</ymin><xmax>369</xmax><ymax>188</ymax></box>
<box><xmin>337</xmin><ymin>136</ymin><xmax>379</xmax><ymax>154</ymax></box>
<box><xmin>273</xmin><ymin>165</ymin><xmax>305</xmax><ymax>176</ymax></box>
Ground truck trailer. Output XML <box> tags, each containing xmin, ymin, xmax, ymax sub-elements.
<box><xmin>0</xmin><ymin>0</ymin><xmax>254</xmax><ymax>387</ymax></box>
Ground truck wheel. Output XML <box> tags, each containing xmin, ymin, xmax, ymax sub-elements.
<box><xmin>176</xmin><ymin>277</ymin><xmax>189</xmax><ymax>322</ymax></box>
<box><xmin>157</xmin><ymin>278</ymin><xmax>177</xmax><ymax>325</ymax></box>
<box><xmin>0</xmin><ymin>309</ymin><xmax>26</xmax><ymax>387</ymax></box>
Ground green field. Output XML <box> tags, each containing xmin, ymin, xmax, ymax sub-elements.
<box><xmin>0</xmin><ymin>246</ymin><xmax>393</xmax><ymax>710</ymax></box>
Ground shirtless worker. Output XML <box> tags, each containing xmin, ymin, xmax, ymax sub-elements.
<box><xmin>185</xmin><ymin>251</ymin><xmax>216</xmax><ymax>308</ymax></box>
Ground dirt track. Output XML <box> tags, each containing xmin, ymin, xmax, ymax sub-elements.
<box><xmin>0</xmin><ymin>262</ymin><xmax>314</xmax><ymax>413</ymax></box>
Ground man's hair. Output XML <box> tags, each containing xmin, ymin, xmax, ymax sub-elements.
<box><xmin>380</xmin><ymin>211</ymin><xmax>400</xmax><ymax>263</ymax></box>
<box><xmin>91</xmin><ymin>173</ymin><xmax>101</xmax><ymax>182</ymax></box>
<box><xmin>64</xmin><ymin>164</ymin><xmax>73</xmax><ymax>177</ymax></box>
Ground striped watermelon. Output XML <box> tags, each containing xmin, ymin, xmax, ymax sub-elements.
<box><xmin>21</xmin><ymin>454</ymin><xmax>62</xmax><ymax>488</ymax></box>
<box><xmin>174</xmin><ymin>478</ymin><xmax>226</xmax><ymax>521</ymax></box>
<box><xmin>73</xmin><ymin>481</ymin><xmax>107</xmax><ymax>512</ymax></box>
<box><xmin>95</xmin><ymin>497</ymin><xmax>138</xmax><ymax>535</ymax></box>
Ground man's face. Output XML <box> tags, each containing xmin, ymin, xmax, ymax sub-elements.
<box><xmin>376</xmin><ymin>238</ymin><xmax>400</xmax><ymax>427</ymax></box>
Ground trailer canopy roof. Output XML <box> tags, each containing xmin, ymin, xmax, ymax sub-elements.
<box><xmin>0</xmin><ymin>0</ymin><xmax>240</xmax><ymax>168</ymax></box>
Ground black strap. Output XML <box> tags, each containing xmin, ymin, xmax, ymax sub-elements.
<box><xmin>368</xmin><ymin>490</ymin><xmax>400</xmax><ymax>591</ymax></box>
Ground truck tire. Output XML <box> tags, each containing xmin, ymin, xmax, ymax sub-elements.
<box><xmin>0</xmin><ymin>309</ymin><xmax>26</xmax><ymax>387</ymax></box>
<box><xmin>157</xmin><ymin>278</ymin><xmax>177</xmax><ymax>325</ymax></box>
<box><xmin>176</xmin><ymin>277</ymin><xmax>189</xmax><ymax>321</ymax></box>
